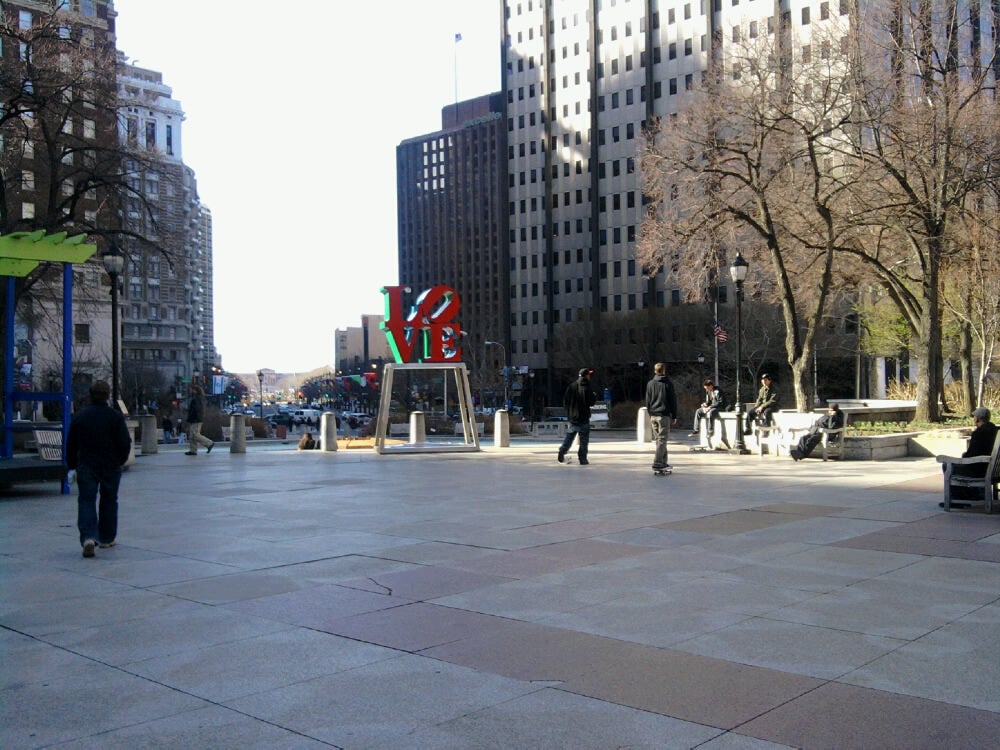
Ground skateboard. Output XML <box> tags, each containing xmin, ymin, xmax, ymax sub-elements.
<box><xmin>652</xmin><ymin>466</ymin><xmax>672</xmax><ymax>476</ymax></box>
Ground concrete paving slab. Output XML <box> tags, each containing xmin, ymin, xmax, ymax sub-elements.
<box><xmin>736</xmin><ymin>681</ymin><xmax>1000</xmax><ymax>749</ymax></box>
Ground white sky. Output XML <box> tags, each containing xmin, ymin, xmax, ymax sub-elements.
<box><xmin>113</xmin><ymin>0</ymin><xmax>501</xmax><ymax>374</ymax></box>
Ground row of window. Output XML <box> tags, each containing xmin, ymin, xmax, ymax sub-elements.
<box><xmin>511</xmin><ymin>189</ymin><xmax>639</xmax><ymax>216</ymax></box>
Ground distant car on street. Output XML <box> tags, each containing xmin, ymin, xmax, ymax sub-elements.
<box><xmin>266</xmin><ymin>413</ymin><xmax>295</xmax><ymax>427</ymax></box>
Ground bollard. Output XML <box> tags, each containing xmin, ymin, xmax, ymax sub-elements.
<box><xmin>409</xmin><ymin>411</ymin><xmax>426</xmax><ymax>444</ymax></box>
<box><xmin>125</xmin><ymin>419</ymin><xmax>139</xmax><ymax>466</ymax></box>
<box><xmin>637</xmin><ymin>407</ymin><xmax>653</xmax><ymax>443</ymax></box>
<box><xmin>140</xmin><ymin>414</ymin><xmax>158</xmax><ymax>455</ymax></box>
<box><xmin>230</xmin><ymin>413</ymin><xmax>247</xmax><ymax>454</ymax></box>
<box><xmin>320</xmin><ymin>412</ymin><xmax>338</xmax><ymax>452</ymax></box>
<box><xmin>494</xmin><ymin>409</ymin><xmax>510</xmax><ymax>447</ymax></box>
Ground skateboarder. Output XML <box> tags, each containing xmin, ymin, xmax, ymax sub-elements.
<box><xmin>645</xmin><ymin>362</ymin><xmax>678</xmax><ymax>474</ymax></box>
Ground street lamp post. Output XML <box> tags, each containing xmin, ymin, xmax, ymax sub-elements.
<box><xmin>256</xmin><ymin>369</ymin><xmax>264</xmax><ymax>419</ymax></box>
<box><xmin>101</xmin><ymin>245</ymin><xmax>125</xmax><ymax>408</ymax></box>
<box><xmin>484</xmin><ymin>340</ymin><xmax>508</xmax><ymax>409</ymax></box>
<box><xmin>730</xmin><ymin>252</ymin><xmax>751</xmax><ymax>455</ymax></box>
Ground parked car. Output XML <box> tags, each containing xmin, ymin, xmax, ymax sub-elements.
<box><xmin>266</xmin><ymin>413</ymin><xmax>295</xmax><ymax>427</ymax></box>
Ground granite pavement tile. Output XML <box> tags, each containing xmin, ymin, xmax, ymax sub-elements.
<box><xmin>736</xmin><ymin>680</ymin><xmax>1000</xmax><ymax>749</ymax></box>
<box><xmin>222</xmin><ymin>652</ymin><xmax>543</xmax><ymax>748</ymax></box>
<box><xmin>0</xmin><ymin>662</ymin><xmax>210</xmax><ymax>748</ymax></box>
<box><xmin>839</xmin><ymin>602</ymin><xmax>1000</xmax><ymax>712</ymax></box>
<box><xmin>51</xmin><ymin>704</ymin><xmax>332</xmax><ymax>749</ymax></box>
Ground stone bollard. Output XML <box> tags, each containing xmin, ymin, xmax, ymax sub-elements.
<box><xmin>140</xmin><ymin>414</ymin><xmax>158</xmax><ymax>455</ymax></box>
<box><xmin>409</xmin><ymin>411</ymin><xmax>426</xmax><ymax>444</ymax></box>
<box><xmin>125</xmin><ymin>419</ymin><xmax>139</xmax><ymax>466</ymax></box>
<box><xmin>230</xmin><ymin>413</ymin><xmax>247</xmax><ymax>454</ymax></box>
<box><xmin>494</xmin><ymin>409</ymin><xmax>510</xmax><ymax>447</ymax></box>
<box><xmin>320</xmin><ymin>412</ymin><xmax>338</xmax><ymax>452</ymax></box>
<box><xmin>637</xmin><ymin>407</ymin><xmax>653</xmax><ymax>443</ymax></box>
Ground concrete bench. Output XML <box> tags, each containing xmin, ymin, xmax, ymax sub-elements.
<box><xmin>765</xmin><ymin>410</ymin><xmax>847</xmax><ymax>460</ymax></box>
<box><xmin>389</xmin><ymin>423</ymin><xmax>409</xmax><ymax>437</ymax></box>
<box><xmin>220</xmin><ymin>426</ymin><xmax>254</xmax><ymax>441</ymax></box>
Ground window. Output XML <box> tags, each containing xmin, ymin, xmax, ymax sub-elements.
<box><xmin>145</xmin><ymin>121</ymin><xmax>156</xmax><ymax>149</ymax></box>
<box><xmin>75</xmin><ymin>324</ymin><xmax>90</xmax><ymax>344</ymax></box>
<box><xmin>802</xmin><ymin>7</ymin><xmax>810</xmax><ymax>24</ymax></box>
<box><xmin>19</xmin><ymin>10</ymin><xmax>32</xmax><ymax>29</ymax></box>
<box><xmin>21</xmin><ymin>171</ymin><xmax>34</xmax><ymax>190</ymax></box>
<box><xmin>83</xmin><ymin>119</ymin><xmax>96</xmax><ymax>139</ymax></box>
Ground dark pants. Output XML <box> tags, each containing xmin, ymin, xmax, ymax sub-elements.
<box><xmin>796</xmin><ymin>430</ymin><xmax>823</xmax><ymax>458</ymax></box>
<box><xmin>559</xmin><ymin>422</ymin><xmax>591</xmax><ymax>462</ymax></box>
<box><xmin>77</xmin><ymin>464</ymin><xmax>122</xmax><ymax>546</ymax></box>
<box><xmin>745</xmin><ymin>406</ymin><xmax>775</xmax><ymax>434</ymax></box>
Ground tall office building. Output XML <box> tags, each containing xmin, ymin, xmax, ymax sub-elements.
<box><xmin>116</xmin><ymin>61</ymin><xmax>216</xmax><ymax>395</ymax></box>
<box><xmin>396</xmin><ymin>93</ymin><xmax>510</xmax><ymax>386</ymax></box>
<box><xmin>501</xmin><ymin>0</ymin><xmax>997</xmax><ymax>401</ymax></box>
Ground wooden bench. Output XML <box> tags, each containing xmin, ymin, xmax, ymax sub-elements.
<box><xmin>937</xmin><ymin>432</ymin><xmax>1000</xmax><ymax>513</ymax></box>
<box><xmin>32</xmin><ymin>429</ymin><xmax>63</xmax><ymax>461</ymax></box>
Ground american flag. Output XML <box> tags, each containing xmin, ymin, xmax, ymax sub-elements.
<box><xmin>713</xmin><ymin>321</ymin><xmax>729</xmax><ymax>343</ymax></box>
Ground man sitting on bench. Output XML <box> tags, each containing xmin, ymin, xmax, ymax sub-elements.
<box><xmin>940</xmin><ymin>407</ymin><xmax>998</xmax><ymax>508</ymax></box>
<box><xmin>744</xmin><ymin>373</ymin><xmax>779</xmax><ymax>436</ymax></box>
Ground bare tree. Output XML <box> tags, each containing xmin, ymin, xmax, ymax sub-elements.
<box><xmin>1</xmin><ymin>6</ymin><xmax>166</xmax><ymax>353</ymax></box>
<box><xmin>836</xmin><ymin>1</ymin><xmax>1000</xmax><ymax>420</ymax></box>
<box><xmin>639</xmin><ymin>24</ymin><xmax>857</xmax><ymax>411</ymax></box>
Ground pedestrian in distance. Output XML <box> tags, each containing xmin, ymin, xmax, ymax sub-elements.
<box><xmin>744</xmin><ymin>373</ymin><xmax>779</xmax><ymax>435</ymax></box>
<box><xmin>558</xmin><ymin>368</ymin><xmax>597</xmax><ymax>465</ymax></box>
<box><xmin>66</xmin><ymin>380</ymin><xmax>132</xmax><ymax>558</ymax></box>
<box><xmin>184</xmin><ymin>384</ymin><xmax>215</xmax><ymax>456</ymax></box>
<box><xmin>646</xmin><ymin>362</ymin><xmax>678</xmax><ymax>475</ymax></box>
<box><xmin>790</xmin><ymin>403</ymin><xmax>845</xmax><ymax>460</ymax></box>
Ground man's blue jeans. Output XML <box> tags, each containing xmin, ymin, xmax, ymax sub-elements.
<box><xmin>559</xmin><ymin>421</ymin><xmax>591</xmax><ymax>461</ymax></box>
<box><xmin>77</xmin><ymin>464</ymin><xmax>122</xmax><ymax>546</ymax></box>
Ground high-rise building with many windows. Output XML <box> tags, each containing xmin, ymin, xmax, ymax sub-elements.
<box><xmin>117</xmin><ymin>60</ymin><xmax>216</xmax><ymax>396</ymax></box>
<box><xmin>396</xmin><ymin>93</ymin><xmax>510</xmax><ymax>398</ymax></box>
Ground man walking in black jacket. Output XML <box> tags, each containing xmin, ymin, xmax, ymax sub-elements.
<box><xmin>66</xmin><ymin>381</ymin><xmax>132</xmax><ymax>557</ymax></box>
<box><xmin>645</xmin><ymin>363</ymin><xmax>678</xmax><ymax>473</ymax></box>
<box><xmin>558</xmin><ymin>368</ymin><xmax>597</xmax><ymax>465</ymax></box>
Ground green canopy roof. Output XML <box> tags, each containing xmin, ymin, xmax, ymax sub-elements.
<box><xmin>0</xmin><ymin>230</ymin><xmax>97</xmax><ymax>277</ymax></box>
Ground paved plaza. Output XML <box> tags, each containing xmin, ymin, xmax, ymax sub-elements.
<box><xmin>2</xmin><ymin>434</ymin><xmax>999</xmax><ymax>749</ymax></box>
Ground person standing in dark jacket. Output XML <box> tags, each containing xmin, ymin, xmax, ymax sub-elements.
<box><xmin>184</xmin><ymin>384</ymin><xmax>215</xmax><ymax>456</ymax></box>
<box><xmin>66</xmin><ymin>381</ymin><xmax>132</xmax><ymax>557</ymax></box>
<box><xmin>645</xmin><ymin>363</ymin><xmax>678</xmax><ymax>473</ymax></box>
<box><xmin>558</xmin><ymin>368</ymin><xmax>597</xmax><ymax>464</ymax></box>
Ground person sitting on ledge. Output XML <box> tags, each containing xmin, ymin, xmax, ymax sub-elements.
<box><xmin>297</xmin><ymin>432</ymin><xmax>317</xmax><ymax>450</ymax></box>
<box><xmin>744</xmin><ymin>373</ymin><xmax>779</xmax><ymax>435</ymax></box>
<box><xmin>790</xmin><ymin>404</ymin><xmax>844</xmax><ymax>461</ymax></box>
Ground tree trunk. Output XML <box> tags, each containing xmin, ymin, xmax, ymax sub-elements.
<box><xmin>914</xmin><ymin>247</ymin><xmax>942</xmax><ymax>422</ymax></box>
<box><xmin>959</xmin><ymin>322</ymin><xmax>974</xmax><ymax>414</ymax></box>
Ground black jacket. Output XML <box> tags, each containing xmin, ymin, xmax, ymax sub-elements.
<box><xmin>186</xmin><ymin>394</ymin><xmax>205</xmax><ymax>423</ymax></box>
<box><xmin>965</xmin><ymin>421</ymin><xmax>998</xmax><ymax>459</ymax></box>
<box><xmin>66</xmin><ymin>403</ymin><xmax>132</xmax><ymax>471</ymax></box>
<box><xmin>563</xmin><ymin>377</ymin><xmax>597</xmax><ymax>424</ymax></box>
<box><xmin>646</xmin><ymin>374</ymin><xmax>678</xmax><ymax>418</ymax></box>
